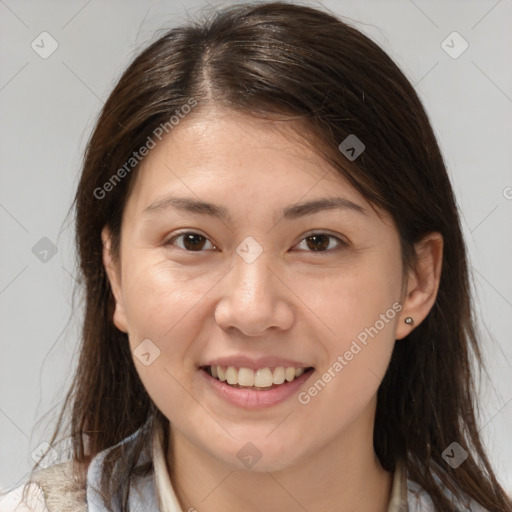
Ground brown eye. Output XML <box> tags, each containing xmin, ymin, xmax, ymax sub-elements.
<box><xmin>165</xmin><ymin>232</ymin><xmax>216</xmax><ymax>251</ymax></box>
<box><xmin>296</xmin><ymin>233</ymin><xmax>347</xmax><ymax>253</ymax></box>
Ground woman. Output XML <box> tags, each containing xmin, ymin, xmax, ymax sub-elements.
<box><xmin>1</xmin><ymin>2</ymin><xmax>510</xmax><ymax>511</ymax></box>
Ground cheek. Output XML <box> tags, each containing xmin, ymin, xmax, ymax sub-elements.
<box><xmin>298</xmin><ymin>298</ymin><xmax>398</xmax><ymax>438</ymax></box>
<box><xmin>293</xmin><ymin>253</ymin><xmax>402</xmax><ymax>345</ymax></box>
<box><xmin>120</xmin><ymin>261</ymin><xmax>219</xmax><ymax>422</ymax></box>
<box><xmin>121</xmin><ymin>257</ymin><xmax>221</xmax><ymax>340</ymax></box>
<box><xmin>294</xmin><ymin>253</ymin><xmax>401</xmax><ymax>404</ymax></box>
<box><xmin>119</xmin><ymin>257</ymin><xmax>230</xmax><ymax>394</ymax></box>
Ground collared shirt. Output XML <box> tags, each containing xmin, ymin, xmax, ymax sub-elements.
<box><xmin>0</xmin><ymin>416</ymin><xmax>488</xmax><ymax>512</ymax></box>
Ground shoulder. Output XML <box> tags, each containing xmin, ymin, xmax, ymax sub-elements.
<box><xmin>0</xmin><ymin>421</ymin><xmax>154</xmax><ymax>512</ymax></box>
<box><xmin>0</xmin><ymin>461</ymin><xmax>86</xmax><ymax>512</ymax></box>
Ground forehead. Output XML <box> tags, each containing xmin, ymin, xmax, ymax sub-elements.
<box><xmin>124</xmin><ymin>107</ymin><xmax>378</xmax><ymax>222</ymax></box>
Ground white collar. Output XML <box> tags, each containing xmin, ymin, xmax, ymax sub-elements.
<box><xmin>152</xmin><ymin>415</ymin><xmax>186</xmax><ymax>511</ymax></box>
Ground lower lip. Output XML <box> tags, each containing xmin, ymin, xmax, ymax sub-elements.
<box><xmin>198</xmin><ymin>368</ymin><xmax>314</xmax><ymax>410</ymax></box>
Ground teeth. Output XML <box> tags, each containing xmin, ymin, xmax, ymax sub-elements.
<box><xmin>226</xmin><ymin>366</ymin><xmax>238</xmax><ymax>385</ymax></box>
<box><xmin>254</xmin><ymin>368</ymin><xmax>273</xmax><ymax>387</ymax></box>
<box><xmin>207</xmin><ymin>365</ymin><xmax>309</xmax><ymax>387</ymax></box>
<box><xmin>238</xmin><ymin>367</ymin><xmax>255</xmax><ymax>386</ymax></box>
<box><xmin>272</xmin><ymin>366</ymin><xmax>285</xmax><ymax>385</ymax></box>
<box><xmin>285</xmin><ymin>367</ymin><xmax>295</xmax><ymax>382</ymax></box>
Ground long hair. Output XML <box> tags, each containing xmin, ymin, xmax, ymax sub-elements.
<box><xmin>17</xmin><ymin>2</ymin><xmax>511</xmax><ymax>510</ymax></box>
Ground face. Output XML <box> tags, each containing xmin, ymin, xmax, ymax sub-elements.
<box><xmin>102</xmin><ymin>107</ymin><xmax>426</xmax><ymax>472</ymax></box>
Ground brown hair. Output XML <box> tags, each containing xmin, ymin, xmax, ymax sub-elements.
<box><xmin>17</xmin><ymin>1</ymin><xmax>511</xmax><ymax>511</ymax></box>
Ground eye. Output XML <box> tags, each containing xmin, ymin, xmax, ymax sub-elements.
<box><xmin>295</xmin><ymin>232</ymin><xmax>348</xmax><ymax>253</ymax></box>
<box><xmin>164</xmin><ymin>231</ymin><xmax>347</xmax><ymax>253</ymax></box>
<box><xmin>164</xmin><ymin>231</ymin><xmax>217</xmax><ymax>252</ymax></box>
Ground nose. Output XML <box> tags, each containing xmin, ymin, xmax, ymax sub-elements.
<box><xmin>214</xmin><ymin>253</ymin><xmax>295</xmax><ymax>337</ymax></box>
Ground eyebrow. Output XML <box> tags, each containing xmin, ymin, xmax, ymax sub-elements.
<box><xmin>142</xmin><ymin>195</ymin><xmax>367</xmax><ymax>222</ymax></box>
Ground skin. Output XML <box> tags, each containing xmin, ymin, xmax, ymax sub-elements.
<box><xmin>102</xmin><ymin>107</ymin><xmax>443</xmax><ymax>512</ymax></box>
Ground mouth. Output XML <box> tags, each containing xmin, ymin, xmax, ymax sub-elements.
<box><xmin>200</xmin><ymin>365</ymin><xmax>315</xmax><ymax>391</ymax></box>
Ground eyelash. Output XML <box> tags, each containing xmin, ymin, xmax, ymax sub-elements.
<box><xmin>163</xmin><ymin>230</ymin><xmax>348</xmax><ymax>254</ymax></box>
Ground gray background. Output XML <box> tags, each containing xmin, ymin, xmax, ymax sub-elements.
<box><xmin>1</xmin><ymin>0</ymin><xmax>511</xmax><ymax>495</ymax></box>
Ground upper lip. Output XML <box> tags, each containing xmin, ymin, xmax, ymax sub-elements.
<box><xmin>200</xmin><ymin>355</ymin><xmax>313</xmax><ymax>370</ymax></box>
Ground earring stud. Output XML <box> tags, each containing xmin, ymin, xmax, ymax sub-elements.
<box><xmin>404</xmin><ymin>317</ymin><xmax>414</xmax><ymax>325</ymax></box>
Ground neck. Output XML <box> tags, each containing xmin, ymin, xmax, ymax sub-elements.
<box><xmin>165</xmin><ymin>406</ymin><xmax>393</xmax><ymax>512</ymax></box>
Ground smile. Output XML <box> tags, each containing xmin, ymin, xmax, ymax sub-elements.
<box><xmin>199</xmin><ymin>365</ymin><xmax>315</xmax><ymax>409</ymax></box>
<box><xmin>202</xmin><ymin>365</ymin><xmax>313</xmax><ymax>389</ymax></box>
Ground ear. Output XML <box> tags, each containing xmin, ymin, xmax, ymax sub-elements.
<box><xmin>101</xmin><ymin>225</ymin><xmax>128</xmax><ymax>333</ymax></box>
<box><xmin>395</xmin><ymin>232</ymin><xmax>443</xmax><ymax>340</ymax></box>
